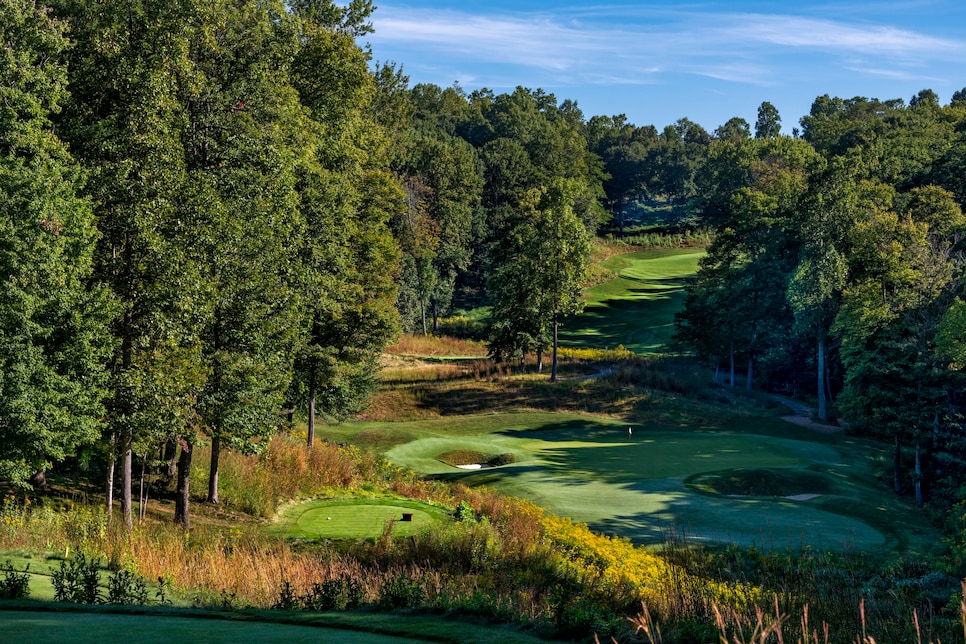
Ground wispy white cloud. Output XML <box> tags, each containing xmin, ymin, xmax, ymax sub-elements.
<box><xmin>726</xmin><ymin>14</ymin><xmax>963</xmax><ymax>57</ymax></box>
<box><xmin>369</xmin><ymin>4</ymin><xmax>966</xmax><ymax>88</ymax></box>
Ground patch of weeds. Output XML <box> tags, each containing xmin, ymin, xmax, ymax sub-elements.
<box><xmin>453</xmin><ymin>500</ymin><xmax>476</xmax><ymax>523</ymax></box>
<box><xmin>52</xmin><ymin>553</ymin><xmax>101</xmax><ymax>604</ymax></box>
<box><xmin>298</xmin><ymin>574</ymin><xmax>365</xmax><ymax>611</ymax></box>
<box><xmin>378</xmin><ymin>572</ymin><xmax>424</xmax><ymax>609</ymax></box>
<box><xmin>156</xmin><ymin>576</ymin><xmax>172</xmax><ymax>606</ymax></box>
<box><xmin>0</xmin><ymin>560</ymin><xmax>30</xmax><ymax>599</ymax></box>
<box><xmin>107</xmin><ymin>567</ymin><xmax>148</xmax><ymax>604</ymax></box>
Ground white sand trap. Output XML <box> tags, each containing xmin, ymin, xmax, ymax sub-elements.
<box><xmin>456</xmin><ymin>463</ymin><xmax>488</xmax><ymax>470</ymax></box>
<box><xmin>784</xmin><ymin>493</ymin><xmax>821</xmax><ymax>501</ymax></box>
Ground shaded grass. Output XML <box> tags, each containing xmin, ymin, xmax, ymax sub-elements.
<box><xmin>559</xmin><ymin>247</ymin><xmax>704</xmax><ymax>354</ymax></box>
<box><xmin>0</xmin><ymin>604</ymin><xmax>561</xmax><ymax>644</ymax></box>
<box><xmin>687</xmin><ymin>468</ymin><xmax>834</xmax><ymax>498</ymax></box>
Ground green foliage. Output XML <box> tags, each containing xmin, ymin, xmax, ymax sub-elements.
<box><xmin>453</xmin><ymin>500</ymin><xmax>476</xmax><ymax>523</ymax></box>
<box><xmin>52</xmin><ymin>553</ymin><xmax>102</xmax><ymax>604</ymax></box>
<box><xmin>378</xmin><ymin>571</ymin><xmax>425</xmax><ymax>609</ymax></box>
<box><xmin>0</xmin><ymin>560</ymin><xmax>30</xmax><ymax>600</ymax></box>
<box><xmin>0</xmin><ymin>0</ymin><xmax>113</xmax><ymax>486</ymax></box>
<box><xmin>297</xmin><ymin>575</ymin><xmax>365</xmax><ymax>611</ymax></box>
<box><xmin>106</xmin><ymin>567</ymin><xmax>149</xmax><ymax>604</ymax></box>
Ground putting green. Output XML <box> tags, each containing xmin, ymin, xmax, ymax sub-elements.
<box><xmin>385</xmin><ymin>419</ymin><xmax>888</xmax><ymax>551</ymax></box>
<box><xmin>273</xmin><ymin>499</ymin><xmax>447</xmax><ymax>540</ymax></box>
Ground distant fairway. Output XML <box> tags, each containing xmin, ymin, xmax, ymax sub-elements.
<box><xmin>559</xmin><ymin>247</ymin><xmax>703</xmax><ymax>353</ymax></box>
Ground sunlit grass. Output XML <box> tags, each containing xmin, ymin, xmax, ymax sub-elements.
<box><xmin>559</xmin><ymin>247</ymin><xmax>705</xmax><ymax>354</ymax></box>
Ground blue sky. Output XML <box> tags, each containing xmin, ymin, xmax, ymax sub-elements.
<box><xmin>364</xmin><ymin>1</ymin><xmax>966</xmax><ymax>133</ymax></box>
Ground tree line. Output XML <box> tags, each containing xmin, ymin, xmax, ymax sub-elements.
<box><xmin>5</xmin><ymin>0</ymin><xmax>966</xmax><ymax>528</ymax></box>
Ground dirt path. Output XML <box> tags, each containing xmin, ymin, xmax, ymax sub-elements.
<box><xmin>772</xmin><ymin>395</ymin><xmax>845</xmax><ymax>434</ymax></box>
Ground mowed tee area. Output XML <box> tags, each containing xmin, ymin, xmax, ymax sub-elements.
<box><xmin>313</xmin><ymin>247</ymin><xmax>937</xmax><ymax>557</ymax></box>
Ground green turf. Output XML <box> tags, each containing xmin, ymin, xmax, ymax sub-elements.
<box><xmin>559</xmin><ymin>247</ymin><xmax>704</xmax><ymax>353</ymax></box>
<box><xmin>0</xmin><ymin>605</ymin><xmax>562</xmax><ymax>644</ymax></box>
<box><xmin>350</xmin><ymin>411</ymin><xmax>940</xmax><ymax>554</ymax></box>
<box><xmin>0</xmin><ymin>609</ymin><xmax>431</xmax><ymax>643</ymax></box>
<box><xmin>271</xmin><ymin>498</ymin><xmax>451</xmax><ymax>540</ymax></box>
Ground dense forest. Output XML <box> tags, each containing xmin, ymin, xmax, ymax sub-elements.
<box><xmin>5</xmin><ymin>0</ymin><xmax>966</xmax><ymax>553</ymax></box>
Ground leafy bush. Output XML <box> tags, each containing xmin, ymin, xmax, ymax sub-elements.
<box><xmin>52</xmin><ymin>553</ymin><xmax>101</xmax><ymax>604</ymax></box>
<box><xmin>487</xmin><ymin>453</ymin><xmax>516</xmax><ymax>467</ymax></box>
<box><xmin>453</xmin><ymin>500</ymin><xmax>476</xmax><ymax>523</ymax></box>
<box><xmin>378</xmin><ymin>571</ymin><xmax>424</xmax><ymax>609</ymax></box>
<box><xmin>107</xmin><ymin>567</ymin><xmax>148</xmax><ymax>604</ymax></box>
<box><xmin>301</xmin><ymin>574</ymin><xmax>365</xmax><ymax>611</ymax></box>
<box><xmin>0</xmin><ymin>560</ymin><xmax>30</xmax><ymax>599</ymax></box>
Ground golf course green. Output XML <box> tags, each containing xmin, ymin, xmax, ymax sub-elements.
<box><xmin>381</xmin><ymin>414</ymin><xmax>897</xmax><ymax>551</ymax></box>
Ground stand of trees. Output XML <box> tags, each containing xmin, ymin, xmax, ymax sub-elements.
<box><xmin>7</xmin><ymin>0</ymin><xmax>966</xmax><ymax>533</ymax></box>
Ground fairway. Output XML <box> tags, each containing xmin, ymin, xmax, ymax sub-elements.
<box><xmin>272</xmin><ymin>498</ymin><xmax>449</xmax><ymax>539</ymax></box>
<box><xmin>380</xmin><ymin>413</ymin><xmax>927</xmax><ymax>552</ymax></box>
<box><xmin>559</xmin><ymin>247</ymin><xmax>704</xmax><ymax>353</ymax></box>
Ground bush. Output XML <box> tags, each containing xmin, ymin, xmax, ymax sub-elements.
<box><xmin>0</xmin><ymin>560</ymin><xmax>30</xmax><ymax>600</ymax></box>
<box><xmin>301</xmin><ymin>574</ymin><xmax>365</xmax><ymax>611</ymax></box>
<box><xmin>378</xmin><ymin>571</ymin><xmax>424</xmax><ymax>609</ymax></box>
<box><xmin>107</xmin><ymin>567</ymin><xmax>148</xmax><ymax>604</ymax></box>
<box><xmin>52</xmin><ymin>553</ymin><xmax>101</xmax><ymax>604</ymax></box>
<box><xmin>453</xmin><ymin>500</ymin><xmax>475</xmax><ymax>523</ymax></box>
<box><xmin>487</xmin><ymin>453</ymin><xmax>516</xmax><ymax>467</ymax></box>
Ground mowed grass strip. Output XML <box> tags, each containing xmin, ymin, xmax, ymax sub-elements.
<box><xmin>272</xmin><ymin>498</ymin><xmax>450</xmax><ymax>540</ymax></box>
<box><xmin>560</xmin><ymin>247</ymin><xmax>704</xmax><ymax>354</ymax></box>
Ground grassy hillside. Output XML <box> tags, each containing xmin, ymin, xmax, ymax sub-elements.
<box><xmin>559</xmin><ymin>247</ymin><xmax>704</xmax><ymax>353</ymax></box>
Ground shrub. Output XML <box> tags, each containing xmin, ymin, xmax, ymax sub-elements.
<box><xmin>0</xmin><ymin>560</ymin><xmax>30</xmax><ymax>600</ymax></box>
<box><xmin>52</xmin><ymin>553</ymin><xmax>102</xmax><ymax>604</ymax></box>
<box><xmin>378</xmin><ymin>571</ymin><xmax>424</xmax><ymax>609</ymax></box>
<box><xmin>487</xmin><ymin>453</ymin><xmax>516</xmax><ymax>467</ymax></box>
<box><xmin>107</xmin><ymin>567</ymin><xmax>149</xmax><ymax>604</ymax></box>
<box><xmin>299</xmin><ymin>574</ymin><xmax>365</xmax><ymax>611</ymax></box>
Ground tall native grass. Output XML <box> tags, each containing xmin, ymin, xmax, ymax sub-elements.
<box><xmin>3</xmin><ymin>435</ymin><xmax>963</xmax><ymax>641</ymax></box>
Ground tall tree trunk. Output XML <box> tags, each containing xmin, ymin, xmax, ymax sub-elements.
<box><xmin>207</xmin><ymin>433</ymin><xmax>220</xmax><ymax>504</ymax></box>
<box><xmin>138</xmin><ymin>450</ymin><xmax>148</xmax><ymax>524</ymax></box>
<box><xmin>106</xmin><ymin>431</ymin><xmax>116</xmax><ymax>518</ymax></box>
<box><xmin>432</xmin><ymin>300</ymin><xmax>439</xmax><ymax>335</ymax></box>
<box><xmin>120</xmin><ymin>431</ymin><xmax>133</xmax><ymax>530</ymax></box>
<box><xmin>420</xmin><ymin>297</ymin><xmax>427</xmax><ymax>336</ymax></box>
<box><xmin>729</xmin><ymin>339</ymin><xmax>735</xmax><ymax>387</ymax></box>
<box><xmin>550</xmin><ymin>319</ymin><xmax>559</xmax><ymax>382</ymax></box>
<box><xmin>164</xmin><ymin>439</ymin><xmax>177</xmax><ymax>479</ymax></box>
<box><xmin>536</xmin><ymin>348</ymin><xmax>543</xmax><ymax>374</ymax></box>
<box><xmin>817</xmin><ymin>333</ymin><xmax>827</xmax><ymax>422</ymax></box>
<box><xmin>174</xmin><ymin>439</ymin><xmax>192</xmax><ymax>528</ymax></box>
<box><xmin>893</xmin><ymin>433</ymin><xmax>902</xmax><ymax>494</ymax></box>
<box><xmin>746</xmin><ymin>323</ymin><xmax>757</xmax><ymax>391</ymax></box>
<box><xmin>307</xmin><ymin>362</ymin><xmax>316</xmax><ymax>448</ymax></box>
<box><xmin>914</xmin><ymin>438</ymin><xmax>923</xmax><ymax>507</ymax></box>
<box><xmin>119</xmin><ymin>303</ymin><xmax>134</xmax><ymax>530</ymax></box>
